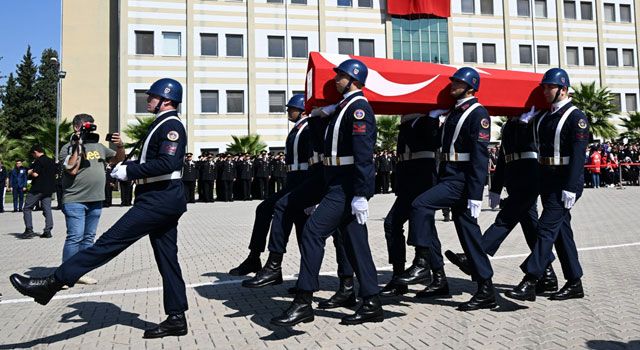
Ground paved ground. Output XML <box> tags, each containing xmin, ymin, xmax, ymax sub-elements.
<box><xmin>0</xmin><ymin>187</ymin><xmax>639</xmax><ymax>350</ymax></box>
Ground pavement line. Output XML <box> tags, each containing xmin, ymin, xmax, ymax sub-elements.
<box><xmin>2</xmin><ymin>240</ymin><xmax>639</xmax><ymax>305</ymax></box>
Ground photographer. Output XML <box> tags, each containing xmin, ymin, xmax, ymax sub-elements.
<box><xmin>58</xmin><ymin>113</ymin><xmax>125</xmax><ymax>284</ymax></box>
<box><xmin>22</xmin><ymin>145</ymin><xmax>56</xmax><ymax>238</ymax></box>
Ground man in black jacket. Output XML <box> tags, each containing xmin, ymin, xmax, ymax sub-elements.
<box><xmin>182</xmin><ymin>153</ymin><xmax>198</xmax><ymax>203</ymax></box>
<box><xmin>22</xmin><ymin>144</ymin><xmax>56</xmax><ymax>238</ymax></box>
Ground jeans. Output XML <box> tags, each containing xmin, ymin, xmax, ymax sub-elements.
<box><xmin>62</xmin><ymin>201</ymin><xmax>103</xmax><ymax>262</ymax></box>
<box><xmin>591</xmin><ymin>173</ymin><xmax>600</xmax><ymax>188</ymax></box>
<box><xmin>12</xmin><ymin>187</ymin><xmax>24</xmax><ymax>210</ymax></box>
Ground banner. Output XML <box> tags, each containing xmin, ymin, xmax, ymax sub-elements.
<box><xmin>387</xmin><ymin>0</ymin><xmax>451</xmax><ymax>18</ymax></box>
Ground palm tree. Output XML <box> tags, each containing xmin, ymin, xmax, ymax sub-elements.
<box><xmin>620</xmin><ymin>111</ymin><xmax>640</xmax><ymax>142</ymax></box>
<box><xmin>123</xmin><ymin>116</ymin><xmax>155</xmax><ymax>157</ymax></box>
<box><xmin>0</xmin><ymin>129</ymin><xmax>25</xmax><ymax>162</ymax></box>
<box><xmin>376</xmin><ymin>115</ymin><xmax>399</xmax><ymax>151</ymax></box>
<box><xmin>493</xmin><ymin>116</ymin><xmax>508</xmax><ymax>140</ymax></box>
<box><xmin>571</xmin><ymin>82</ymin><xmax>618</xmax><ymax>140</ymax></box>
<box><xmin>226</xmin><ymin>134</ymin><xmax>267</xmax><ymax>155</ymax></box>
<box><xmin>21</xmin><ymin>118</ymin><xmax>73</xmax><ymax>158</ymax></box>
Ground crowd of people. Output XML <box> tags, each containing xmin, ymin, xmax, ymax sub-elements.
<box><xmin>585</xmin><ymin>141</ymin><xmax>640</xmax><ymax>187</ymax></box>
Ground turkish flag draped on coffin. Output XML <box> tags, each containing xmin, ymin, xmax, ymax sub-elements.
<box><xmin>387</xmin><ymin>0</ymin><xmax>451</xmax><ymax>18</ymax></box>
<box><xmin>304</xmin><ymin>52</ymin><xmax>547</xmax><ymax>116</ymax></box>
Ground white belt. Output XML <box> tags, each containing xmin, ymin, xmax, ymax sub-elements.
<box><xmin>309</xmin><ymin>152</ymin><xmax>324</xmax><ymax>165</ymax></box>
<box><xmin>440</xmin><ymin>153</ymin><xmax>470</xmax><ymax>162</ymax></box>
<box><xmin>137</xmin><ymin>171</ymin><xmax>182</xmax><ymax>185</ymax></box>
<box><xmin>539</xmin><ymin>156</ymin><xmax>571</xmax><ymax>166</ymax></box>
<box><xmin>323</xmin><ymin>156</ymin><xmax>354</xmax><ymax>166</ymax></box>
<box><xmin>287</xmin><ymin>163</ymin><xmax>309</xmax><ymax>172</ymax></box>
<box><xmin>505</xmin><ymin>151</ymin><xmax>538</xmax><ymax>163</ymax></box>
<box><xmin>399</xmin><ymin>151</ymin><xmax>435</xmax><ymax>162</ymax></box>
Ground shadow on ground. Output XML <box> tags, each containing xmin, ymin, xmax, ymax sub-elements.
<box><xmin>586</xmin><ymin>340</ymin><xmax>640</xmax><ymax>350</ymax></box>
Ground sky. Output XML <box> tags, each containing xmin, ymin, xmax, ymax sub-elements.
<box><xmin>0</xmin><ymin>0</ymin><xmax>60</xmax><ymax>84</ymax></box>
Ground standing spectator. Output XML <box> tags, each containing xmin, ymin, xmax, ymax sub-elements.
<box><xmin>0</xmin><ymin>161</ymin><xmax>7</xmax><ymax>213</ymax></box>
<box><xmin>590</xmin><ymin>147</ymin><xmax>601</xmax><ymax>188</ymax></box>
<box><xmin>181</xmin><ymin>153</ymin><xmax>197</xmax><ymax>203</ymax></box>
<box><xmin>119</xmin><ymin>179</ymin><xmax>133</xmax><ymax>206</ymax></box>
<box><xmin>8</xmin><ymin>160</ymin><xmax>28</xmax><ymax>212</ymax></box>
<box><xmin>272</xmin><ymin>153</ymin><xmax>287</xmax><ymax>193</ymax></box>
<box><xmin>22</xmin><ymin>145</ymin><xmax>56</xmax><ymax>238</ymax></box>
<box><xmin>377</xmin><ymin>151</ymin><xmax>392</xmax><ymax>194</ymax></box>
<box><xmin>54</xmin><ymin>161</ymin><xmax>65</xmax><ymax>209</ymax></box>
<box><xmin>104</xmin><ymin>163</ymin><xmax>116</xmax><ymax>207</ymax></box>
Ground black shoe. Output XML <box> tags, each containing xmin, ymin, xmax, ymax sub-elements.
<box><xmin>41</xmin><ymin>231</ymin><xmax>52</xmax><ymax>239</ymax></box>
<box><xmin>505</xmin><ymin>275</ymin><xmax>538</xmax><ymax>301</ymax></box>
<box><xmin>457</xmin><ymin>279</ymin><xmax>497</xmax><ymax>311</ymax></box>
<box><xmin>549</xmin><ymin>279</ymin><xmax>584</xmax><ymax>301</ymax></box>
<box><xmin>21</xmin><ymin>229</ymin><xmax>36</xmax><ymax>239</ymax></box>
<box><xmin>379</xmin><ymin>279</ymin><xmax>409</xmax><ymax>297</ymax></box>
<box><xmin>318</xmin><ymin>276</ymin><xmax>357</xmax><ymax>309</ymax></box>
<box><xmin>9</xmin><ymin>274</ymin><xmax>63</xmax><ymax>305</ymax></box>
<box><xmin>271</xmin><ymin>292</ymin><xmax>314</xmax><ymax>326</ymax></box>
<box><xmin>287</xmin><ymin>286</ymin><xmax>298</xmax><ymax>295</ymax></box>
<box><xmin>395</xmin><ymin>256</ymin><xmax>431</xmax><ymax>285</ymax></box>
<box><xmin>228</xmin><ymin>254</ymin><xmax>262</xmax><ymax>276</ymax></box>
<box><xmin>416</xmin><ymin>269</ymin><xmax>449</xmax><ymax>298</ymax></box>
<box><xmin>536</xmin><ymin>265</ymin><xmax>558</xmax><ymax>294</ymax></box>
<box><xmin>241</xmin><ymin>253</ymin><xmax>283</xmax><ymax>288</ymax></box>
<box><xmin>143</xmin><ymin>313</ymin><xmax>188</xmax><ymax>339</ymax></box>
<box><xmin>340</xmin><ymin>295</ymin><xmax>384</xmax><ymax>325</ymax></box>
<box><xmin>445</xmin><ymin>250</ymin><xmax>472</xmax><ymax>276</ymax></box>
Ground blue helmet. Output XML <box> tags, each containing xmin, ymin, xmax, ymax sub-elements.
<box><xmin>286</xmin><ymin>94</ymin><xmax>305</xmax><ymax>111</ymax></box>
<box><xmin>333</xmin><ymin>59</ymin><xmax>368</xmax><ymax>85</ymax></box>
<box><xmin>146</xmin><ymin>78</ymin><xmax>183</xmax><ymax>103</ymax></box>
<box><xmin>449</xmin><ymin>67</ymin><xmax>480</xmax><ymax>91</ymax></box>
<box><xmin>541</xmin><ymin>68</ymin><xmax>570</xmax><ymax>88</ymax></box>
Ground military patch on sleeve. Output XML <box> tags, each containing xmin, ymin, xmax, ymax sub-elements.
<box><xmin>354</xmin><ymin>109</ymin><xmax>366</xmax><ymax>120</ymax></box>
<box><xmin>160</xmin><ymin>141</ymin><xmax>179</xmax><ymax>156</ymax></box>
<box><xmin>480</xmin><ymin>118</ymin><xmax>491</xmax><ymax>129</ymax></box>
<box><xmin>353</xmin><ymin>122</ymin><xmax>367</xmax><ymax>135</ymax></box>
<box><xmin>167</xmin><ymin>130</ymin><xmax>180</xmax><ymax>141</ymax></box>
<box><xmin>478</xmin><ymin>132</ymin><xmax>490</xmax><ymax>141</ymax></box>
<box><xmin>577</xmin><ymin>119</ymin><xmax>587</xmax><ymax>129</ymax></box>
<box><xmin>576</xmin><ymin>132</ymin><xmax>589</xmax><ymax>140</ymax></box>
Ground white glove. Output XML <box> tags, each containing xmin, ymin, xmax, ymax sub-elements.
<box><xmin>519</xmin><ymin>106</ymin><xmax>536</xmax><ymax>123</ymax></box>
<box><xmin>351</xmin><ymin>196</ymin><xmax>369</xmax><ymax>225</ymax></box>
<box><xmin>428</xmin><ymin>109</ymin><xmax>448</xmax><ymax>118</ymax></box>
<box><xmin>110</xmin><ymin>162</ymin><xmax>128</xmax><ymax>181</ymax></box>
<box><xmin>488</xmin><ymin>192</ymin><xmax>501</xmax><ymax>210</ymax></box>
<box><xmin>561</xmin><ymin>190</ymin><xmax>576</xmax><ymax>209</ymax></box>
<box><xmin>467</xmin><ymin>199</ymin><xmax>482</xmax><ymax>219</ymax></box>
<box><xmin>304</xmin><ymin>205</ymin><xmax>318</xmax><ymax>216</ymax></box>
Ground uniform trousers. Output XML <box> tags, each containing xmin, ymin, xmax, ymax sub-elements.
<box><xmin>182</xmin><ymin>180</ymin><xmax>196</xmax><ymax>203</ymax></box>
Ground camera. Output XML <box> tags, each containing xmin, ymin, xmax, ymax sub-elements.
<box><xmin>72</xmin><ymin>122</ymin><xmax>99</xmax><ymax>143</ymax></box>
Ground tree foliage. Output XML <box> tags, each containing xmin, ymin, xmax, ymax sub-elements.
<box><xmin>226</xmin><ymin>134</ymin><xmax>267</xmax><ymax>155</ymax></box>
<box><xmin>620</xmin><ymin>111</ymin><xmax>640</xmax><ymax>142</ymax></box>
<box><xmin>35</xmin><ymin>48</ymin><xmax>59</xmax><ymax>122</ymax></box>
<box><xmin>376</xmin><ymin>115</ymin><xmax>399</xmax><ymax>151</ymax></box>
<box><xmin>571</xmin><ymin>82</ymin><xmax>618</xmax><ymax>140</ymax></box>
<box><xmin>123</xmin><ymin>116</ymin><xmax>155</xmax><ymax>157</ymax></box>
<box><xmin>21</xmin><ymin>118</ymin><xmax>73</xmax><ymax>159</ymax></box>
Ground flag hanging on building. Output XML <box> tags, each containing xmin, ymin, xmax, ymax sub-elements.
<box><xmin>387</xmin><ymin>0</ymin><xmax>451</xmax><ymax>18</ymax></box>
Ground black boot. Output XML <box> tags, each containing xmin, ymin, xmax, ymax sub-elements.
<box><xmin>380</xmin><ymin>263</ymin><xmax>409</xmax><ymax>297</ymax></box>
<box><xmin>228</xmin><ymin>250</ymin><xmax>262</xmax><ymax>276</ymax></box>
<box><xmin>41</xmin><ymin>230</ymin><xmax>52</xmax><ymax>238</ymax></box>
<box><xmin>21</xmin><ymin>229</ymin><xmax>36</xmax><ymax>239</ymax></box>
<box><xmin>143</xmin><ymin>313</ymin><xmax>188</xmax><ymax>339</ymax></box>
<box><xmin>395</xmin><ymin>248</ymin><xmax>431</xmax><ymax>285</ymax></box>
<box><xmin>241</xmin><ymin>252</ymin><xmax>283</xmax><ymax>288</ymax></box>
<box><xmin>9</xmin><ymin>274</ymin><xmax>63</xmax><ymax>305</ymax></box>
<box><xmin>318</xmin><ymin>276</ymin><xmax>357</xmax><ymax>309</ymax></box>
<box><xmin>549</xmin><ymin>279</ymin><xmax>584</xmax><ymax>301</ymax></box>
<box><xmin>340</xmin><ymin>294</ymin><xmax>384</xmax><ymax>325</ymax></box>
<box><xmin>416</xmin><ymin>269</ymin><xmax>449</xmax><ymax>298</ymax></box>
<box><xmin>457</xmin><ymin>279</ymin><xmax>497</xmax><ymax>311</ymax></box>
<box><xmin>271</xmin><ymin>291</ymin><xmax>314</xmax><ymax>326</ymax></box>
<box><xmin>536</xmin><ymin>265</ymin><xmax>558</xmax><ymax>294</ymax></box>
<box><xmin>445</xmin><ymin>250</ymin><xmax>471</xmax><ymax>276</ymax></box>
<box><xmin>505</xmin><ymin>275</ymin><xmax>538</xmax><ymax>301</ymax></box>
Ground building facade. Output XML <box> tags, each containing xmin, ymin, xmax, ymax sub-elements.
<box><xmin>62</xmin><ymin>0</ymin><xmax>640</xmax><ymax>154</ymax></box>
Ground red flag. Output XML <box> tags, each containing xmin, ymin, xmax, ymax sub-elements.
<box><xmin>387</xmin><ymin>0</ymin><xmax>451</xmax><ymax>18</ymax></box>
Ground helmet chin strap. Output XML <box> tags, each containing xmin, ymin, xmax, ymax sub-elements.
<box><xmin>551</xmin><ymin>87</ymin><xmax>563</xmax><ymax>105</ymax></box>
<box><xmin>153</xmin><ymin>98</ymin><xmax>165</xmax><ymax>114</ymax></box>
<box><xmin>341</xmin><ymin>77</ymin><xmax>355</xmax><ymax>95</ymax></box>
<box><xmin>454</xmin><ymin>85</ymin><xmax>472</xmax><ymax>101</ymax></box>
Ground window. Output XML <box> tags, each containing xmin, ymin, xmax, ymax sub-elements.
<box><xmin>604</xmin><ymin>3</ymin><xmax>615</xmax><ymax>21</ymax></box>
<box><xmin>201</xmin><ymin>90</ymin><xmax>219</xmax><ymax>113</ymax></box>
<box><xmin>226</xmin><ymin>34</ymin><xmax>243</xmax><ymax>57</ymax></box>
<box><xmin>338</xmin><ymin>0</ymin><xmax>352</xmax><ymax>6</ymax></box>
<box><xmin>267</xmin><ymin>0</ymin><xmax>283</xmax><ymax>2</ymax></box>
<box><xmin>623</xmin><ymin>49</ymin><xmax>634</xmax><ymax>67</ymax></box>
<box><xmin>227</xmin><ymin>91</ymin><xmax>244</xmax><ymax>113</ymax></box>
<box><xmin>162</xmin><ymin>32</ymin><xmax>181</xmax><ymax>56</ymax></box>
<box><xmin>135</xmin><ymin>90</ymin><xmax>147</xmax><ymax>113</ymax></box>
<box><xmin>564</xmin><ymin>0</ymin><xmax>576</xmax><ymax>19</ymax></box>
<box><xmin>612</xmin><ymin>93</ymin><xmax>622</xmax><ymax>112</ymax></box>
<box><xmin>338</xmin><ymin>38</ymin><xmax>355</xmax><ymax>55</ymax></box>
<box><xmin>392</xmin><ymin>17</ymin><xmax>449</xmax><ymax>64</ymax></box>
<box><xmin>461</xmin><ymin>0</ymin><xmax>475</xmax><ymax>14</ymax></box>
<box><xmin>535</xmin><ymin>0</ymin><xmax>547</xmax><ymax>18</ymax></box>
<box><xmin>580</xmin><ymin>1</ymin><xmax>593</xmax><ymax>20</ymax></box>
<box><xmin>291</xmin><ymin>0</ymin><xmax>307</xmax><ymax>4</ymax></box>
<box><xmin>583</xmin><ymin>47</ymin><xmax>596</xmax><ymax>65</ymax></box>
<box><xmin>268</xmin><ymin>36</ymin><xmax>285</xmax><ymax>58</ymax></box>
<box><xmin>269</xmin><ymin>91</ymin><xmax>286</xmax><ymax>113</ymax></box>
<box><xmin>537</xmin><ymin>45</ymin><xmax>550</xmax><ymax>65</ymax></box>
<box><xmin>135</xmin><ymin>31</ymin><xmax>154</xmax><ymax>55</ymax></box>
<box><xmin>519</xmin><ymin>45</ymin><xmax>533</xmax><ymax>64</ymax></box>
<box><xmin>359</xmin><ymin>39</ymin><xmax>375</xmax><ymax>57</ymax></box>
<box><xmin>607</xmin><ymin>48</ymin><xmax>619</xmax><ymax>66</ymax></box>
<box><xmin>480</xmin><ymin>0</ymin><xmax>494</xmax><ymax>14</ymax></box>
<box><xmin>358</xmin><ymin>0</ymin><xmax>373</xmax><ymax>7</ymax></box>
<box><xmin>291</xmin><ymin>37</ymin><xmax>308</xmax><ymax>58</ymax></box>
<box><xmin>620</xmin><ymin>4</ymin><xmax>632</xmax><ymax>22</ymax></box>
<box><xmin>463</xmin><ymin>43</ymin><xmax>477</xmax><ymax>63</ymax></box>
<box><xmin>482</xmin><ymin>44</ymin><xmax>496</xmax><ymax>63</ymax></box>
<box><xmin>626</xmin><ymin>94</ymin><xmax>637</xmax><ymax>112</ymax></box>
<box><xmin>517</xmin><ymin>0</ymin><xmax>530</xmax><ymax>16</ymax></box>
<box><xmin>200</xmin><ymin>33</ymin><xmax>218</xmax><ymax>56</ymax></box>
<box><xmin>566</xmin><ymin>46</ymin><xmax>579</xmax><ymax>65</ymax></box>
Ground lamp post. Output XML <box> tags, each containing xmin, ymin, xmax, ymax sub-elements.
<box><xmin>50</xmin><ymin>57</ymin><xmax>66</xmax><ymax>162</ymax></box>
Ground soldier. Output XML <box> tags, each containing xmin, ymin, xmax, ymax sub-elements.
<box><xmin>272</xmin><ymin>153</ymin><xmax>287</xmax><ymax>193</ymax></box>
<box><xmin>182</xmin><ymin>153</ymin><xmax>197</xmax><ymax>203</ymax></box>
<box><xmin>254</xmin><ymin>151</ymin><xmax>270</xmax><ymax>199</ymax></box>
<box><xmin>380</xmin><ymin>112</ymin><xmax>440</xmax><ymax>297</ymax></box>
<box><xmin>401</xmin><ymin>67</ymin><xmax>496</xmax><ymax>311</ymax></box>
<box><xmin>238</xmin><ymin>154</ymin><xmax>253</xmax><ymax>200</ymax></box>
<box><xmin>377</xmin><ymin>151</ymin><xmax>392</xmax><ymax>194</ymax></box>
<box><xmin>506</xmin><ymin>68</ymin><xmax>588</xmax><ymax>302</ymax></box>
<box><xmin>271</xmin><ymin>59</ymin><xmax>382</xmax><ymax>326</ymax></box>
<box><xmin>219</xmin><ymin>154</ymin><xmax>235</xmax><ymax>202</ymax></box>
<box><xmin>201</xmin><ymin>154</ymin><xmax>216</xmax><ymax>203</ymax></box>
<box><xmin>197</xmin><ymin>153</ymin><xmax>207</xmax><ymax>202</ymax></box>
